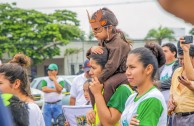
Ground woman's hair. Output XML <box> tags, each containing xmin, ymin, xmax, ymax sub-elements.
<box><xmin>91</xmin><ymin>7</ymin><xmax>130</xmax><ymax>44</ymax></box>
<box><xmin>84</xmin><ymin>79</ymin><xmax>92</xmax><ymax>85</ymax></box>
<box><xmin>0</xmin><ymin>53</ymin><xmax>32</xmax><ymax>98</ymax></box>
<box><xmin>129</xmin><ymin>43</ymin><xmax>166</xmax><ymax>79</ymax></box>
<box><xmin>89</xmin><ymin>47</ymin><xmax>109</xmax><ymax>69</ymax></box>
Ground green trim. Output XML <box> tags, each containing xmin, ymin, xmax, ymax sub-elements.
<box><xmin>165</xmin><ymin>60</ymin><xmax>176</xmax><ymax>66</ymax></box>
<box><xmin>134</xmin><ymin>86</ymin><xmax>155</xmax><ymax>102</ymax></box>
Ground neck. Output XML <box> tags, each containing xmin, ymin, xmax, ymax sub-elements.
<box><xmin>136</xmin><ymin>78</ymin><xmax>153</xmax><ymax>97</ymax></box>
<box><xmin>166</xmin><ymin>58</ymin><xmax>176</xmax><ymax>65</ymax></box>
<box><xmin>14</xmin><ymin>91</ymin><xmax>32</xmax><ymax>102</ymax></box>
<box><xmin>106</xmin><ymin>32</ymin><xmax>114</xmax><ymax>41</ymax></box>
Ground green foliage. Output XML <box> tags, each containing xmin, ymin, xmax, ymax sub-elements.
<box><xmin>0</xmin><ymin>3</ymin><xmax>83</xmax><ymax>64</ymax></box>
<box><xmin>145</xmin><ymin>26</ymin><xmax>175</xmax><ymax>45</ymax></box>
<box><xmin>189</xmin><ymin>28</ymin><xmax>194</xmax><ymax>35</ymax></box>
<box><xmin>64</xmin><ymin>48</ymin><xmax>82</xmax><ymax>56</ymax></box>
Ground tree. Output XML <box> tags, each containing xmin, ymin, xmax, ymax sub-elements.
<box><xmin>0</xmin><ymin>3</ymin><xmax>83</xmax><ymax>64</ymax></box>
<box><xmin>189</xmin><ymin>28</ymin><xmax>194</xmax><ymax>35</ymax></box>
<box><xmin>145</xmin><ymin>26</ymin><xmax>175</xmax><ymax>45</ymax></box>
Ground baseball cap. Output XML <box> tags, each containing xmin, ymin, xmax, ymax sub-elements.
<box><xmin>83</xmin><ymin>59</ymin><xmax>90</xmax><ymax>72</ymax></box>
<box><xmin>48</xmin><ymin>63</ymin><xmax>58</xmax><ymax>70</ymax></box>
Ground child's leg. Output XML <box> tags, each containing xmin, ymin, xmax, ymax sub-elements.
<box><xmin>103</xmin><ymin>72</ymin><xmax>128</xmax><ymax>104</ymax></box>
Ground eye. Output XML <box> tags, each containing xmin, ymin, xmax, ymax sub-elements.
<box><xmin>94</xmin><ymin>27</ymin><xmax>100</xmax><ymax>31</ymax></box>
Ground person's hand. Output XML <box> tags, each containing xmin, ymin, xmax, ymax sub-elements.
<box><xmin>179</xmin><ymin>37</ymin><xmax>191</xmax><ymax>52</ymax></box>
<box><xmin>64</xmin><ymin>121</ymin><xmax>70</xmax><ymax>126</ymax></box>
<box><xmin>91</xmin><ymin>46</ymin><xmax>103</xmax><ymax>54</ymax></box>
<box><xmin>89</xmin><ymin>77</ymin><xmax>103</xmax><ymax>96</ymax></box>
<box><xmin>168</xmin><ymin>97</ymin><xmax>176</xmax><ymax>115</ymax></box>
<box><xmin>178</xmin><ymin>75</ymin><xmax>192</xmax><ymax>88</ymax></box>
<box><xmin>48</xmin><ymin>74</ymin><xmax>56</xmax><ymax>81</ymax></box>
<box><xmin>129</xmin><ymin>114</ymin><xmax>140</xmax><ymax>126</ymax></box>
<box><xmin>86</xmin><ymin>110</ymin><xmax>96</xmax><ymax>125</ymax></box>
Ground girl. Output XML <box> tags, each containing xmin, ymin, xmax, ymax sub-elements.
<box><xmin>0</xmin><ymin>53</ymin><xmax>45</xmax><ymax>126</ymax></box>
<box><xmin>121</xmin><ymin>43</ymin><xmax>167</xmax><ymax>126</ymax></box>
<box><xmin>83</xmin><ymin>80</ymin><xmax>91</xmax><ymax>105</ymax></box>
<box><xmin>87</xmin><ymin>7</ymin><xmax>131</xmax><ymax>106</ymax></box>
<box><xmin>86</xmin><ymin>47</ymin><xmax>133</xmax><ymax>126</ymax></box>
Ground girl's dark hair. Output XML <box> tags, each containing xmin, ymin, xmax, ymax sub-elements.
<box><xmin>89</xmin><ymin>47</ymin><xmax>109</xmax><ymax>69</ymax></box>
<box><xmin>91</xmin><ymin>7</ymin><xmax>131</xmax><ymax>44</ymax></box>
<box><xmin>0</xmin><ymin>53</ymin><xmax>33</xmax><ymax>99</ymax></box>
<box><xmin>129</xmin><ymin>43</ymin><xmax>166</xmax><ymax>79</ymax></box>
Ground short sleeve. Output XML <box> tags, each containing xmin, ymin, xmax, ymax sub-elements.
<box><xmin>70</xmin><ymin>77</ymin><xmax>78</xmax><ymax>98</ymax></box>
<box><xmin>136</xmin><ymin>98</ymin><xmax>164</xmax><ymax>126</ymax></box>
<box><xmin>59</xmin><ymin>81</ymin><xmax>64</xmax><ymax>88</ymax></box>
<box><xmin>107</xmin><ymin>85</ymin><xmax>132</xmax><ymax>113</ymax></box>
<box><xmin>41</xmin><ymin>80</ymin><xmax>47</xmax><ymax>88</ymax></box>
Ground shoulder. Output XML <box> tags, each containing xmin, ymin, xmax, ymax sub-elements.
<box><xmin>173</xmin><ymin>67</ymin><xmax>183</xmax><ymax>75</ymax></box>
<box><xmin>74</xmin><ymin>73</ymin><xmax>84</xmax><ymax>81</ymax></box>
<box><xmin>57</xmin><ymin>77</ymin><xmax>64</xmax><ymax>82</ymax></box>
<box><xmin>116</xmin><ymin>84</ymin><xmax>133</xmax><ymax>93</ymax></box>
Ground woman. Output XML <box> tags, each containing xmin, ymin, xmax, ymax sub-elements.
<box><xmin>120</xmin><ymin>43</ymin><xmax>167</xmax><ymax>126</ymax></box>
<box><xmin>0</xmin><ymin>53</ymin><xmax>45</xmax><ymax>126</ymax></box>
<box><xmin>86</xmin><ymin>48</ymin><xmax>133</xmax><ymax>126</ymax></box>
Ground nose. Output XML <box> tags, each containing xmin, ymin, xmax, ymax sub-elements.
<box><xmin>125</xmin><ymin>68</ymin><xmax>131</xmax><ymax>77</ymax></box>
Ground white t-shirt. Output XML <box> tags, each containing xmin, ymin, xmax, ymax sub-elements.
<box><xmin>28</xmin><ymin>103</ymin><xmax>45</xmax><ymax>126</ymax></box>
<box><xmin>43</xmin><ymin>77</ymin><xmax>64</xmax><ymax>102</ymax></box>
<box><xmin>160</xmin><ymin>62</ymin><xmax>175</xmax><ymax>81</ymax></box>
<box><xmin>70</xmin><ymin>73</ymin><xmax>88</xmax><ymax>105</ymax></box>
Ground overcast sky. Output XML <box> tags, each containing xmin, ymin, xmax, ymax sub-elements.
<box><xmin>1</xmin><ymin>0</ymin><xmax>193</xmax><ymax>39</ymax></box>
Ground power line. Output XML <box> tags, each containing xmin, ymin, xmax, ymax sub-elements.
<box><xmin>29</xmin><ymin>0</ymin><xmax>154</xmax><ymax>10</ymax></box>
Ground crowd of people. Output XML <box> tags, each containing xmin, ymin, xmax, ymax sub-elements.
<box><xmin>0</xmin><ymin>1</ymin><xmax>194</xmax><ymax>126</ymax></box>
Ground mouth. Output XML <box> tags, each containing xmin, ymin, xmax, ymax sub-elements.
<box><xmin>127</xmin><ymin>78</ymin><xmax>133</xmax><ymax>83</ymax></box>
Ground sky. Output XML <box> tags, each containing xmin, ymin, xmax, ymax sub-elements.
<box><xmin>1</xmin><ymin>0</ymin><xmax>193</xmax><ymax>39</ymax></box>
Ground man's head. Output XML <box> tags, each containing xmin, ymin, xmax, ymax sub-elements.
<box><xmin>83</xmin><ymin>59</ymin><xmax>91</xmax><ymax>78</ymax></box>
<box><xmin>47</xmin><ymin>63</ymin><xmax>58</xmax><ymax>76</ymax></box>
<box><xmin>162</xmin><ymin>43</ymin><xmax>177</xmax><ymax>63</ymax></box>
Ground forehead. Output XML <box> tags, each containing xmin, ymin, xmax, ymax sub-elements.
<box><xmin>126</xmin><ymin>54</ymin><xmax>140</xmax><ymax>65</ymax></box>
<box><xmin>90</xmin><ymin>58</ymin><xmax>98</xmax><ymax>66</ymax></box>
<box><xmin>162</xmin><ymin>46</ymin><xmax>170</xmax><ymax>51</ymax></box>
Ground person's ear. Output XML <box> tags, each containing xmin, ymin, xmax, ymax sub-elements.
<box><xmin>145</xmin><ymin>64</ymin><xmax>153</xmax><ymax>76</ymax></box>
<box><xmin>13</xmin><ymin>79</ymin><xmax>21</xmax><ymax>89</ymax></box>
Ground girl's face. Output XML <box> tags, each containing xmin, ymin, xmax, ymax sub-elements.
<box><xmin>83</xmin><ymin>83</ymin><xmax>90</xmax><ymax>101</ymax></box>
<box><xmin>92</xmin><ymin>27</ymin><xmax>110</xmax><ymax>41</ymax></box>
<box><xmin>125</xmin><ymin>54</ymin><xmax>148</xmax><ymax>87</ymax></box>
<box><xmin>0</xmin><ymin>74</ymin><xmax>13</xmax><ymax>94</ymax></box>
<box><xmin>89</xmin><ymin>59</ymin><xmax>103</xmax><ymax>78</ymax></box>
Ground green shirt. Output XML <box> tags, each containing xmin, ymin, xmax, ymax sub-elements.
<box><xmin>107</xmin><ymin>84</ymin><xmax>133</xmax><ymax>113</ymax></box>
<box><xmin>41</xmin><ymin>79</ymin><xmax>64</xmax><ymax>88</ymax></box>
<box><xmin>94</xmin><ymin>84</ymin><xmax>133</xmax><ymax>126</ymax></box>
<box><xmin>136</xmin><ymin>97</ymin><xmax>164</xmax><ymax>125</ymax></box>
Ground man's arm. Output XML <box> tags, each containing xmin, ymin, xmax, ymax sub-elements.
<box><xmin>184</xmin><ymin>51</ymin><xmax>194</xmax><ymax>80</ymax></box>
<box><xmin>41</xmin><ymin>80</ymin><xmax>57</xmax><ymax>93</ymax></box>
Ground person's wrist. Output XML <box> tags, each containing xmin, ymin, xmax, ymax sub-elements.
<box><xmin>93</xmin><ymin>93</ymin><xmax>102</xmax><ymax>98</ymax></box>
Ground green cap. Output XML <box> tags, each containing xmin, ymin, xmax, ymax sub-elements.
<box><xmin>48</xmin><ymin>63</ymin><xmax>58</xmax><ymax>70</ymax></box>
